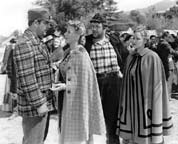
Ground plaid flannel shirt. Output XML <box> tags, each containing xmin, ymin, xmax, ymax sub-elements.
<box><xmin>13</xmin><ymin>29</ymin><xmax>54</xmax><ymax>117</ymax></box>
<box><xmin>90</xmin><ymin>37</ymin><xmax>120</xmax><ymax>74</ymax></box>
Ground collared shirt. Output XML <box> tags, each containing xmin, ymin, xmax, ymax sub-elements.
<box><xmin>90</xmin><ymin>37</ymin><xmax>120</xmax><ymax>74</ymax></box>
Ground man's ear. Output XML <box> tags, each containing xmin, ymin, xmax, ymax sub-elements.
<box><xmin>33</xmin><ymin>20</ymin><xmax>39</xmax><ymax>27</ymax></box>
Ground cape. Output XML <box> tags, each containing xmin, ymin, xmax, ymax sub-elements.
<box><xmin>117</xmin><ymin>48</ymin><xmax>173</xmax><ymax>144</ymax></box>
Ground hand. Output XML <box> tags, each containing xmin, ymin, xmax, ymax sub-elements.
<box><xmin>37</xmin><ymin>103</ymin><xmax>48</xmax><ymax>116</ymax></box>
<box><xmin>50</xmin><ymin>83</ymin><xmax>66</xmax><ymax>91</ymax></box>
<box><xmin>51</xmin><ymin>63</ymin><xmax>58</xmax><ymax>70</ymax></box>
<box><xmin>118</xmin><ymin>71</ymin><xmax>123</xmax><ymax>78</ymax></box>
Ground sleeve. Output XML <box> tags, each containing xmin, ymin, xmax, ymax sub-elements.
<box><xmin>13</xmin><ymin>42</ymin><xmax>46</xmax><ymax>108</ymax></box>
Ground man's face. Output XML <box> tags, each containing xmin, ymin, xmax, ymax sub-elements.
<box><xmin>91</xmin><ymin>22</ymin><xmax>105</xmax><ymax>38</ymax></box>
<box><xmin>150</xmin><ymin>36</ymin><xmax>156</xmax><ymax>44</ymax></box>
<box><xmin>36</xmin><ymin>20</ymin><xmax>49</xmax><ymax>39</ymax></box>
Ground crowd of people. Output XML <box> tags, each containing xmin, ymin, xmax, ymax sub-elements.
<box><xmin>0</xmin><ymin>7</ymin><xmax>176</xmax><ymax>144</ymax></box>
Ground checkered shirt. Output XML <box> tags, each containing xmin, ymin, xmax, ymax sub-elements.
<box><xmin>90</xmin><ymin>37</ymin><xmax>120</xmax><ymax>74</ymax></box>
<box><xmin>13</xmin><ymin>29</ymin><xmax>54</xmax><ymax>117</ymax></box>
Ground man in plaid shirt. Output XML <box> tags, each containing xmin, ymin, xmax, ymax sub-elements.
<box><xmin>13</xmin><ymin>8</ymin><xmax>54</xmax><ymax>144</ymax></box>
<box><xmin>85</xmin><ymin>13</ymin><xmax>122</xmax><ymax>144</ymax></box>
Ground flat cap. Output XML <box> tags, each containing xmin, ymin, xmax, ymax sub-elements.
<box><xmin>28</xmin><ymin>8</ymin><xmax>51</xmax><ymax>23</ymax></box>
<box><xmin>90</xmin><ymin>13</ymin><xmax>106</xmax><ymax>23</ymax></box>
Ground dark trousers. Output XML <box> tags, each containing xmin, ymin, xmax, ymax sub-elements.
<box><xmin>22</xmin><ymin>114</ymin><xmax>47</xmax><ymax>144</ymax></box>
<box><xmin>43</xmin><ymin>113</ymin><xmax>50</xmax><ymax>141</ymax></box>
<box><xmin>168</xmin><ymin>70</ymin><xmax>174</xmax><ymax>99</ymax></box>
<box><xmin>97</xmin><ymin>73</ymin><xmax>121</xmax><ymax>144</ymax></box>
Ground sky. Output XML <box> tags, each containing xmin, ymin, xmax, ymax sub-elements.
<box><xmin>118</xmin><ymin>0</ymin><xmax>162</xmax><ymax>11</ymax></box>
<box><xmin>0</xmin><ymin>0</ymin><xmax>176</xmax><ymax>37</ymax></box>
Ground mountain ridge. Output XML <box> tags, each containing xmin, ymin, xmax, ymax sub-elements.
<box><xmin>138</xmin><ymin>0</ymin><xmax>176</xmax><ymax>13</ymax></box>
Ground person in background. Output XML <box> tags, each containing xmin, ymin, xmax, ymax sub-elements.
<box><xmin>117</xmin><ymin>25</ymin><xmax>173</xmax><ymax>144</ymax></box>
<box><xmin>13</xmin><ymin>8</ymin><xmax>55</xmax><ymax>144</ymax></box>
<box><xmin>121</xmin><ymin>33</ymin><xmax>134</xmax><ymax>54</ymax></box>
<box><xmin>85</xmin><ymin>13</ymin><xmax>122</xmax><ymax>144</ymax></box>
<box><xmin>147</xmin><ymin>35</ymin><xmax>158</xmax><ymax>52</ymax></box>
<box><xmin>51</xmin><ymin>26</ymin><xmax>66</xmax><ymax>62</ymax></box>
<box><xmin>157</xmin><ymin>32</ymin><xmax>178</xmax><ymax>100</ymax></box>
<box><xmin>1</xmin><ymin>38</ymin><xmax>18</xmax><ymax>114</ymax></box>
<box><xmin>6</xmin><ymin>38</ymin><xmax>18</xmax><ymax>118</ymax></box>
<box><xmin>79</xmin><ymin>35</ymin><xmax>86</xmax><ymax>46</ymax></box>
<box><xmin>55</xmin><ymin>20</ymin><xmax>106</xmax><ymax>144</ymax></box>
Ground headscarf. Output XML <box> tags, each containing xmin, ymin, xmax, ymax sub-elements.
<box><xmin>134</xmin><ymin>25</ymin><xmax>147</xmax><ymax>39</ymax></box>
<box><xmin>68</xmin><ymin>20</ymin><xmax>86</xmax><ymax>36</ymax></box>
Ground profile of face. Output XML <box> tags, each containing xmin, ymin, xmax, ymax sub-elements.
<box><xmin>79</xmin><ymin>35</ymin><xmax>86</xmax><ymax>46</ymax></box>
<box><xmin>64</xmin><ymin>25</ymin><xmax>79</xmax><ymax>44</ymax></box>
<box><xmin>46</xmin><ymin>39</ymin><xmax>54</xmax><ymax>50</ymax></box>
<box><xmin>133</xmin><ymin>32</ymin><xmax>145</xmax><ymax>50</ymax></box>
<box><xmin>91</xmin><ymin>22</ymin><xmax>105</xmax><ymax>38</ymax></box>
<box><xmin>168</xmin><ymin>34</ymin><xmax>175</xmax><ymax>43</ymax></box>
<box><xmin>36</xmin><ymin>20</ymin><xmax>49</xmax><ymax>38</ymax></box>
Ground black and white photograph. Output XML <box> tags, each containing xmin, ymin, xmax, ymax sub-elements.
<box><xmin>0</xmin><ymin>0</ymin><xmax>178</xmax><ymax>144</ymax></box>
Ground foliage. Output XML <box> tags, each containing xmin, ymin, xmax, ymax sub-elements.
<box><xmin>129</xmin><ymin>10</ymin><xmax>146</xmax><ymax>25</ymax></box>
<box><xmin>35</xmin><ymin>0</ymin><xmax>120</xmax><ymax>32</ymax></box>
<box><xmin>146</xmin><ymin>2</ymin><xmax>178</xmax><ymax>30</ymax></box>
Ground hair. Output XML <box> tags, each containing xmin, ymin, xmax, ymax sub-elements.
<box><xmin>9</xmin><ymin>38</ymin><xmax>17</xmax><ymax>44</ymax></box>
<box><xmin>171</xmin><ymin>34</ymin><xmax>176</xmax><ymax>39</ymax></box>
<box><xmin>78</xmin><ymin>35</ymin><xmax>86</xmax><ymax>46</ymax></box>
<box><xmin>123</xmin><ymin>34</ymin><xmax>133</xmax><ymax>42</ymax></box>
<box><xmin>90</xmin><ymin>21</ymin><xmax>107</xmax><ymax>30</ymax></box>
<box><xmin>161</xmin><ymin>32</ymin><xmax>169</xmax><ymax>39</ymax></box>
<box><xmin>120</xmin><ymin>33</ymin><xmax>129</xmax><ymax>38</ymax></box>
<box><xmin>150</xmin><ymin>35</ymin><xmax>156</xmax><ymax>39</ymax></box>
<box><xmin>67</xmin><ymin>20</ymin><xmax>86</xmax><ymax>36</ymax></box>
<box><xmin>134</xmin><ymin>25</ymin><xmax>147</xmax><ymax>37</ymax></box>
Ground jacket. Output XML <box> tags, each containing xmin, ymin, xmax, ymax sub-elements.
<box><xmin>13</xmin><ymin>29</ymin><xmax>54</xmax><ymax>117</ymax></box>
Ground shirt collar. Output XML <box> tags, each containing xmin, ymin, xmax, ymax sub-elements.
<box><xmin>94</xmin><ymin>35</ymin><xmax>110</xmax><ymax>45</ymax></box>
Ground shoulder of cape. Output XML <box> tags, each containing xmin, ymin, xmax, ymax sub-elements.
<box><xmin>71</xmin><ymin>45</ymin><xmax>86</xmax><ymax>56</ymax></box>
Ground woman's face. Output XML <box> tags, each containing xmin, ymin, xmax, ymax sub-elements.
<box><xmin>64</xmin><ymin>25</ymin><xmax>79</xmax><ymax>44</ymax></box>
<box><xmin>79</xmin><ymin>36</ymin><xmax>86</xmax><ymax>46</ymax></box>
<box><xmin>133</xmin><ymin>32</ymin><xmax>144</xmax><ymax>49</ymax></box>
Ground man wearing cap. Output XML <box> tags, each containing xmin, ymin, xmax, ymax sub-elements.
<box><xmin>85</xmin><ymin>13</ymin><xmax>122</xmax><ymax>144</ymax></box>
<box><xmin>13</xmin><ymin>8</ymin><xmax>55</xmax><ymax>144</ymax></box>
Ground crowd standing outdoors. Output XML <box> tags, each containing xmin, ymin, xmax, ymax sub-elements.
<box><xmin>2</xmin><ymin>7</ymin><xmax>178</xmax><ymax>144</ymax></box>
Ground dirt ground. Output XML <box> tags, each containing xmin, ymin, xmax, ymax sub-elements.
<box><xmin>0</xmin><ymin>99</ymin><xmax>178</xmax><ymax>144</ymax></box>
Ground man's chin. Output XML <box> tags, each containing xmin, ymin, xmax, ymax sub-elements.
<box><xmin>93</xmin><ymin>33</ymin><xmax>99</xmax><ymax>38</ymax></box>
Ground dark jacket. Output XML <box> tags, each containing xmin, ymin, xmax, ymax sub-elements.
<box><xmin>157</xmin><ymin>39</ymin><xmax>178</xmax><ymax>80</ymax></box>
<box><xmin>7</xmin><ymin>49</ymin><xmax>17</xmax><ymax>93</ymax></box>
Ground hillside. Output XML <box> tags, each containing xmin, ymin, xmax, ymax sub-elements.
<box><xmin>139</xmin><ymin>0</ymin><xmax>176</xmax><ymax>13</ymax></box>
<box><xmin>0</xmin><ymin>36</ymin><xmax>7</xmax><ymax>45</ymax></box>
